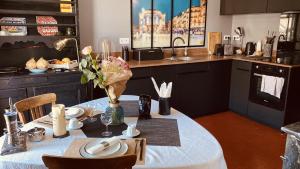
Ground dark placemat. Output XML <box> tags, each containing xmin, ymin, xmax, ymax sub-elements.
<box><xmin>120</xmin><ymin>100</ymin><xmax>139</xmax><ymax>117</ymax></box>
<box><xmin>136</xmin><ymin>118</ymin><xmax>181</xmax><ymax>146</ymax></box>
<box><xmin>82</xmin><ymin>114</ymin><xmax>127</xmax><ymax>138</ymax></box>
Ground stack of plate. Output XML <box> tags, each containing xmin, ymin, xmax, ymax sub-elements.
<box><xmin>79</xmin><ymin>139</ymin><xmax>128</xmax><ymax>158</ymax></box>
<box><xmin>49</xmin><ymin>107</ymin><xmax>85</xmax><ymax>120</ymax></box>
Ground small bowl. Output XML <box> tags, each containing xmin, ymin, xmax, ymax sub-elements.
<box><xmin>27</xmin><ymin>127</ymin><xmax>45</xmax><ymax>142</ymax></box>
<box><xmin>28</xmin><ymin>68</ymin><xmax>47</xmax><ymax>74</ymax></box>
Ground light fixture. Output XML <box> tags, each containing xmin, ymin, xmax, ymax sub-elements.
<box><xmin>53</xmin><ymin>38</ymin><xmax>80</xmax><ymax>62</ymax></box>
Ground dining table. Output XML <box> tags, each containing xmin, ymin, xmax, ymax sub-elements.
<box><xmin>0</xmin><ymin>95</ymin><xmax>227</xmax><ymax>169</ymax></box>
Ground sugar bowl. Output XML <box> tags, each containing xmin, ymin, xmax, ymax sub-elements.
<box><xmin>27</xmin><ymin>127</ymin><xmax>45</xmax><ymax>142</ymax></box>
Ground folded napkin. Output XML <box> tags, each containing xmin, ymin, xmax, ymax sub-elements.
<box><xmin>86</xmin><ymin>137</ymin><xmax>120</xmax><ymax>155</ymax></box>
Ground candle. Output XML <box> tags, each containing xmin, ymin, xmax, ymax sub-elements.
<box><xmin>52</xmin><ymin>104</ymin><xmax>67</xmax><ymax>137</ymax></box>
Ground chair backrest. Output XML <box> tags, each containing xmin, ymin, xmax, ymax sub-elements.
<box><xmin>42</xmin><ymin>154</ymin><xmax>137</xmax><ymax>169</ymax></box>
<box><xmin>15</xmin><ymin>93</ymin><xmax>56</xmax><ymax>124</ymax></box>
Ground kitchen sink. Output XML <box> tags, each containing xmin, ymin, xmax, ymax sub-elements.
<box><xmin>165</xmin><ymin>56</ymin><xmax>200</xmax><ymax>61</ymax></box>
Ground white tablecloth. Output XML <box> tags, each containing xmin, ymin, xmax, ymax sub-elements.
<box><xmin>0</xmin><ymin>95</ymin><xmax>227</xmax><ymax>169</ymax></box>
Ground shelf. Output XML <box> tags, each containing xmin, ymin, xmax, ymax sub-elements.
<box><xmin>0</xmin><ymin>9</ymin><xmax>76</xmax><ymax>16</ymax></box>
<box><xmin>0</xmin><ymin>23</ymin><xmax>77</xmax><ymax>27</ymax></box>
<box><xmin>0</xmin><ymin>35</ymin><xmax>78</xmax><ymax>38</ymax></box>
<box><xmin>1</xmin><ymin>0</ymin><xmax>75</xmax><ymax>4</ymax></box>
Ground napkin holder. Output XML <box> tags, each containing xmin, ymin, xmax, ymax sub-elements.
<box><xmin>159</xmin><ymin>97</ymin><xmax>171</xmax><ymax>115</ymax></box>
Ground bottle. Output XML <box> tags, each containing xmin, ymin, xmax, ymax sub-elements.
<box><xmin>122</xmin><ymin>46</ymin><xmax>129</xmax><ymax>61</ymax></box>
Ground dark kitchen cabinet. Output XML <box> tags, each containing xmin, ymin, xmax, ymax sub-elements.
<box><xmin>267</xmin><ymin>0</ymin><xmax>300</xmax><ymax>13</ymax></box>
<box><xmin>220</xmin><ymin>0</ymin><xmax>268</xmax><ymax>15</ymax></box>
<box><xmin>125</xmin><ymin>61</ymin><xmax>232</xmax><ymax>118</ymax></box>
<box><xmin>220</xmin><ymin>0</ymin><xmax>235</xmax><ymax>15</ymax></box>
<box><xmin>28</xmin><ymin>83</ymin><xmax>86</xmax><ymax>107</ymax></box>
<box><xmin>210</xmin><ymin>60</ymin><xmax>232</xmax><ymax>113</ymax></box>
<box><xmin>248</xmin><ymin>102</ymin><xmax>284</xmax><ymax>128</ymax></box>
<box><xmin>124</xmin><ymin>67</ymin><xmax>155</xmax><ymax>97</ymax></box>
<box><xmin>175</xmin><ymin>63</ymin><xmax>212</xmax><ymax>117</ymax></box>
<box><xmin>229</xmin><ymin>60</ymin><xmax>252</xmax><ymax>116</ymax></box>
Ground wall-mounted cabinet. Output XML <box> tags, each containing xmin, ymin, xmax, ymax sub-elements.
<box><xmin>221</xmin><ymin>0</ymin><xmax>300</xmax><ymax>15</ymax></box>
<box><xmin>267</xmin><ymin>0</ymin><xmax>300</xmax><ymax>13</ymax></box>
<box><xmin>220</xmin><ymin>0</ymin><xmax>268</xmax><ymax>15</ymax></box>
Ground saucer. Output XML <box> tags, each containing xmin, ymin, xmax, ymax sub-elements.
<box><xmin>121</xmin><ymin>129</ymin><xmax>141</xmax><ymax>138</ymax></box>
<box><xmin>68</xmin><ymin>121</ymin><xmax>83</xmax><ymax>130</ymax></box>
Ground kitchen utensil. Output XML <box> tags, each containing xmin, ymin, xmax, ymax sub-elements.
<box><xmin>159</xmin><ymin>97</ymin><xmax>171</xmax><ymax>115</ymax></box>
<box><xmin>139</xmin><ymin>139</ymin><xmax>144</xmax><ymax>161</ymax></box>
<box><xmin>27</xmin><ymin>127</ymin><xmax>45</xmax><ymax>142</ymax></box>
<box><xmin>214</xmin><ymin>44</ymin><xmax>224</xmax><ymax>56</ymax></box>
<box><xmin>245</xmin><ymin>42</ymin><xmax>256</xmax><ymax>56</ymax></box>
<box><xmin>234</xmin><ymin>27</ymin><xmax>244</xmax><ymax>37</ymax></box>
<box><xmin>208</xmin><ymin>32</ymin><xmax>222</xmax><ymax>55</ymax></box>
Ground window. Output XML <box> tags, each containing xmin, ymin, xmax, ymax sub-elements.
<box><xmin>131</xmin><ymin>0</ymin><xmax>207</xmax><ymax>49</ymax></box>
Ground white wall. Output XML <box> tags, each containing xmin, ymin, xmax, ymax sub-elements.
<box><xmin>79</xmin><ymin>0</ymin><xmax>232</xmax><ymax>52</ymax></box>
<box><xmin>231</xmin><ymin>13</ymin><xmax>281</xmax><ymax>49</ymax></box>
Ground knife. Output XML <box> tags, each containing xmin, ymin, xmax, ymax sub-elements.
<box><xmin>139</xmin><ymin>139</ymin><xmax>144</xmax><ymax>161</ymax></box>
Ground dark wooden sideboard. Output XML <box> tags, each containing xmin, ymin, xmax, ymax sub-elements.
<box><xmin>0</xmin><ymin>71</ymin><xmax>90</xmax><ymax>134</ymax></box>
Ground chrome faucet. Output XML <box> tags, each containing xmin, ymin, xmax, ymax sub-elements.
<box><xmin>171</xmin><ymin>37</ymin><xmax>185</xmax><ymax>60</ymax></box>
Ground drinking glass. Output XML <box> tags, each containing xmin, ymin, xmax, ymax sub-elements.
<box><xmin>138</xmin><ymin>95</ymin><xmax>152</xmax><ymax>120</ymax></box>
<box><xmin>100</xmin><ymin>112</ymin><xmax>112</xmax><ymax>137</ymax></box>
<box><xmin>86</xmin><ymin>104</ymin><xmax>97</xmax><ymax>123</ymax></box>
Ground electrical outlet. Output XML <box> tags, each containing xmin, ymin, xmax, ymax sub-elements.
<box><xmin>223</xmin><ymin>35</ymin><xmax>231</xmax><ymax>41</ymax></box>
<box><xmin>233</xmin><ymin>35</ymin><xmax>241</xmax><ymax>41</ymax></box>
<box><xmin>119</xmin><ymin>38</ymin><xmax>130</xmax><ymax>45</ymax></box>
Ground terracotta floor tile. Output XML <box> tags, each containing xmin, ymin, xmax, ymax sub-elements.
<box><xmin>195</xmin><ymin>112</ymin><xmax>286</xmax><ymax>169</ymax></box>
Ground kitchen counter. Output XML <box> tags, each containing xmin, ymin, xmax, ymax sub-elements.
<box><xmin>128</xmin><ymin>55</ymin><xmax>300</xmax><ymax>69</ymax></box>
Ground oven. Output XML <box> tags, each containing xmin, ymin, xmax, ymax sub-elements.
<box><xmin>249</xmin><ymin>63</ymin><xmax>289</xmax><ymax>111</ymax></box>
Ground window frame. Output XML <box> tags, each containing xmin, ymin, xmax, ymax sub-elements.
<box><xmin>130</xmin><ymin>0</ymin><xmax>208</xmax><ymax>49</ymax></box>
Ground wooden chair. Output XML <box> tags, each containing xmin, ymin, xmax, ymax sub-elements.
<box><xmin>15</xmin><ymin>93</ymin><xmax>56</xmax><ymax>124</ymax></box>
<box><xmin>42</xmin><ymin>155</ymin><xmax>137</xmax><ymax>169</ymax></box>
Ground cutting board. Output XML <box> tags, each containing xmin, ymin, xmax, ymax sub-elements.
<box><xmin>208</xmin><ymin>32</ymin><xmax>222</xmax><ymax>54</ymax></box>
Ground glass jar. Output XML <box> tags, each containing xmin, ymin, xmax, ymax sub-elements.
<box><xmin>105</xmin><ymin>102</ymin><xmax>124</xmax><ymax>125</ymax></box>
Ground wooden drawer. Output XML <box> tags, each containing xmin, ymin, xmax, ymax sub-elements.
<box><xmin>176</xmin><ymin>62</ymin><xmax>210</xmax><ymax>74</ymax></box>
<box><xmin>47</xmin><ymin>73</ymin><xmax>81</xmax><ymax>84</ymax></box>
<box><xmin>131</xmin><ymin>67</ymin><xmax>152</xmax><ymax>79</ymax></box>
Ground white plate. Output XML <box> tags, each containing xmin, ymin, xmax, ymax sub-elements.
<box><xmin>49</xmin><ymin>107</ymin><xmax>85</xmax><ymax>120</ymax></box>
<box><xmin>65</xmin><ymin>107</ymin><xmax>85</xmax><ymax>119</ymax></box>
<box><xmin>79</xmin><ymin>140</ymin><xmax>128</xmax><ymax>158</ymax></box>
<box><xmin>67</xmin><ymin>121</ymin><xmax>83</xmax><ymax>130</ymax></box>
<box><xmin>122</xmin><ymin>129</ymin><xmax>141</xmax><ymax>138</ymax></box>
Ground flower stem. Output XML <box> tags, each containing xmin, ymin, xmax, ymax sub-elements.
<box><xmin>104</xmin><ymin>87</ymin><xmax>114</xmax><ymax>104</ymax></box>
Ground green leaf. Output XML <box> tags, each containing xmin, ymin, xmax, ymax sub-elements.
<box><xmin>93</xmin><ymin>79</ymin><xmax>99</xmax><ymax>88</ymax></box>
<box><xmin>80</xmin><ymin>75</ymin><xmax>88</xmax><ymax>84</ymax></box>
<box><xmin>81</xmin><ymin>59</ymin><xmax>87</xmax><ymax>68</ymax></box>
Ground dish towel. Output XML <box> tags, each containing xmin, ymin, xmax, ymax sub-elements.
<box><xmin>261</xmin><ymin>75</ymin><xmax>285</xmax><ymax>99</ymax></box>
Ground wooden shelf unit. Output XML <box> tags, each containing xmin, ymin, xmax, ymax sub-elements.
<box><xmin>0</xmin><ymin>0</ymin><xmax>80</xmax><ymax>47</ymax></box>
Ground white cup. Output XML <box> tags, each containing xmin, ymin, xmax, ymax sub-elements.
<box><xmin>126</xmin><ymin>125</ymin><xmax>137</xmax><ymax>136</ymax></box>
<box><xmin>69</xmin><ymin>118</ymin><xmax>80</xmax><ymax>129</ymax></box>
